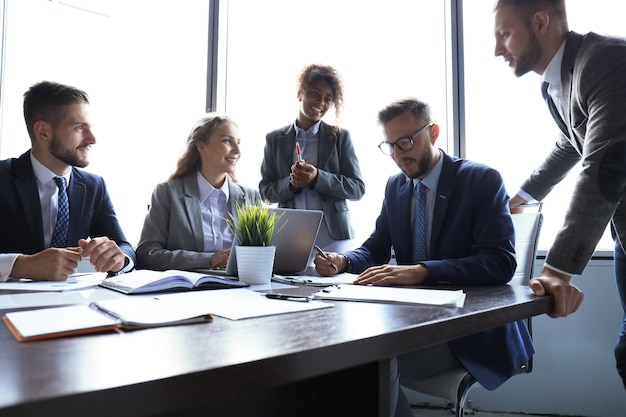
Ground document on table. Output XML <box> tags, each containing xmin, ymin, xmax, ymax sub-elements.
<box><xmin>0</xmin><ymin>285</ymin><xmax>331</xmax><ymax>320</ymax></box>
<box><xmin>0</xmin><ymin>287</ymin><xmax>127</xmax><ymax>310</ymax></box>
<box><xmin>313</xmin><ymin>285</ymin><xmax>466</xmax><ymax>307</ymax></box>
<box><xmin>0</xmin><ymin>272</ymin><xmax>107</xmax><ymax>292</ymax></box>
<box><xmin>151</xmin><ymin>289</ymin><xmax>333</xmax><ymax>320</ymax></box>
<box><xmin>272</xmin><ymin>273</ymin><xmax>359</xmax><ymax>286</ymax></box>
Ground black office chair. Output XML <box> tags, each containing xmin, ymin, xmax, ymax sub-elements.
<box><xmin>401</xmin><ymin>204</ymin><xmax>543</xmax><ymax>417</ymax></box>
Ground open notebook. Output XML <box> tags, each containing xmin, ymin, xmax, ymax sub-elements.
<box><xmin>2</xmin><ymin>297</ymin><xmax>213</xmax><ymax>342</ymax></box>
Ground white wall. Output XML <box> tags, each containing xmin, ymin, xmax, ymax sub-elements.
<box><xmin>405</xmin><ymin>259</ymin><xmax>626</xmax><ymax>417</ymax></box>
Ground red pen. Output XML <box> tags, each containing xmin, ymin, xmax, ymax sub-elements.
<box><xmin>295</xmin><ymin>142</ymin><xmax>302</xmax><ymax>162</ymax></box>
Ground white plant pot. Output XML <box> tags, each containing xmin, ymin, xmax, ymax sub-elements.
<box><xmin>235</xmin><ymin>245</ymin><xmax>276</xmax><ymax>285</ymax></box>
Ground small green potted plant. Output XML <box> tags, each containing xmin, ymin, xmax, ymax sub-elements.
<box><xmin>227</xmin><ymin>201</ymin><xmax>281</xmax><ymax>246</ymax></box>
<box><xmin>226</xmin><ymin>202</ymin><xmax>284</xmax><ymax>284</ymax></box>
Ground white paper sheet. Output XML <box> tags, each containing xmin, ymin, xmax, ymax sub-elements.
<box><xmin>151</xmin><ymin>289</ymin><xmax>333</xmax><ymax>320</ymax></box>
<box><xmin>0</xmin><ymin>272</ymin><xmax>107</xmax><ymax>292</ymax></box>
<box><xmin>313</xmin><ymin>285</ymin><xmax>465</xmax><ymax>307</ymax></box>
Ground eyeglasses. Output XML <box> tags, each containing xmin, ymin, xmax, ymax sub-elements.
<box><xmin>378</xmin><ymin>123</ymin><xmax>434</xmax><ymax>156</ymax></box>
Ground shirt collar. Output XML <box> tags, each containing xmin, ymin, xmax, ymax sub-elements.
<box><xmin>197</xmin><ymin>171</ymin><xmax>230</xmax><ymax>202</ymax></box>
<box><xmin>30</xmin><ymin>152</ymin><xmax>71</xmax><ymax>187</ymax></box>
<box><xmin>293</xmin><ymin>120</ymin><xmax>321</xmax><ymax>137</ymax></box>
<box><xmin>542</xmin><ymin>40</ymin><xmax>566</xmax><ymax>86</ymax></box>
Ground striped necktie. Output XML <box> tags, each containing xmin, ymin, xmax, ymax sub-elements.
<box><xmin>50</xmin><ymin>177</ymin><xmax>69</xmax><ymax>248</ymax></box>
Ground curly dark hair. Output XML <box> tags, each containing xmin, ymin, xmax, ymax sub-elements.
<box><xmin>298</xmin><ymin>64</ymin><xmax>344</xmax><ymax>127</ymax></box>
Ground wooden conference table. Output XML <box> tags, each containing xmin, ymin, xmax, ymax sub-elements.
<box><xmin>0</xmin><ymin>284</ymin><xmax>552</xmax><ymax>417</ymax></box>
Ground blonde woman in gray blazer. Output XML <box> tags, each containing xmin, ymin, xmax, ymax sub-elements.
<box><xmin>137</xmin><ymin>115</ymin><xmax>261</xmax><ymax>271</ymax></box>
<box><xmin>260</xmin><ymin>64</ymin><xmax>365</xmax><ymax>252</ymax></box>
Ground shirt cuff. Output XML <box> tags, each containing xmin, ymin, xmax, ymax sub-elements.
<box><xmin>108</xmin><ymin>255</ymin><xmax>134</xmax><ymax>277</ymax></box>
<box><xmin>517</xmin><ymin>189</ymin><xmax>536</xmax><ymax>203</ymax></box>
<box><xmin>543</xmin><ymin>262</ymin><xmax>575</xmax><ymax>278</ymax></box>
<box><xmin>0</xmin><ymin>254</ymin><xmax>20</xmax><ymax>282</ymax></box>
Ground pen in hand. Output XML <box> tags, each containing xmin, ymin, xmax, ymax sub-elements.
<box><xmin>314</xmin><ymin>245</ymin><xmax>338</xmax><ymax>272</ymax></box>
<box><xmin>295</xmin><ymin>142</ymin><xmax>302</xmax><ymax>162</ymax></box>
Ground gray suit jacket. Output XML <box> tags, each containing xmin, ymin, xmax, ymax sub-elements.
<box><xmin>522</xmin><ymin>31</ymin><xmax>626</xmax><ymax>274</ymax></box>
<box><xmin>136</xmin><ymin>173</ymin><xmax>261</xmax><ymax>271</ymax></box>
<box><xmin>259</xmin><ymin>121</ymin><xmax>365</xmax><ymax>240</ymax></box>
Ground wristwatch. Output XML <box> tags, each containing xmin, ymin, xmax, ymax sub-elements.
<box><xmin>342</xmin><ymin>254</ymin><xmax>352</xmax><ymax>273</ymax></box>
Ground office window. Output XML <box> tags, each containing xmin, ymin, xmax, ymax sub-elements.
<box><xmin>0</xmin><ymin>0</ymin><xmax>210</xmax><ymax>244</ymax></box>
<box><xmin>221</xmin><ymin>0</ymin><xmax>450</xmax><ymax>244</ymax></box>
<box><xmin>463</xmin><ymin>0</ymin><xmax>625</xmax><ymax>252</ymax></box>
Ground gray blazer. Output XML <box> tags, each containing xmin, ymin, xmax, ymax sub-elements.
<box><xmin>259</xmin><ymin>121</ymin><xmax>365</xmax><ymax>240</ymax></box>
<box><xmin>136</xmin><ymin>173</ymin><xmax>261</xmax><ymax>271</ymax></box>
<box><xmin>521</xmin><ymin>31</ymin><xmax>626</xmax><ymax>274</ymax></box>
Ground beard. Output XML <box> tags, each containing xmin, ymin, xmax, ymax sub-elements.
<box><xmin>49</xmin><ymin>134</ymin><xmax>89</xmax><ymax>168</ymax></box>
<box><xmin>398</xmin><ymin>147</ymin><xmax>435</xmax><ymax>179</ymax></box>
<box><xmin>514</xmin><ymin>31</ymin><xmax>542</xmax><ymax>77</ymax></box>
<box><xmin>413</xmin><ymin>151</ymin><xmax>434</xmax><ymax>179</ymax></box>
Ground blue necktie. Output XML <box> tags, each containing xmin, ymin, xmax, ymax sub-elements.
<box><xmin>413</xmin><ymin>179</ymin><xmax>427</xmax><ymax>263</ymax></box>
<box><xmin>541</xmin><ymin>81</ymin><xmax>568</xmax><ymax>135</ymax></box>
<box><xmin>50</xmin><ymin>177</ymin><xmax>69</xmax><ymax>248</ymax></box>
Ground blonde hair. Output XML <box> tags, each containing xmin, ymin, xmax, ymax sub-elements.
<box><xmin>170</xmin><ymin>114</ymin><xmax>238</xmax><ymax>181</ymax></box>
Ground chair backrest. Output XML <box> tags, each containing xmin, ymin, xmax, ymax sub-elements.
<box><xmin>510</xmin><ymin>203</ymin><xmax>543</xmax><ymax>286</ymax></box>
<box><xmin>510</xmin><ymin>203</ymin><xmax>543</xmax><ymax>375</ymax></box>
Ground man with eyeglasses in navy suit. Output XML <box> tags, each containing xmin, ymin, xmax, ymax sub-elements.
<box><xmin>314</xmin><ymin>97</ymin><xmax>534</xmax><ymax>416</ymax></box>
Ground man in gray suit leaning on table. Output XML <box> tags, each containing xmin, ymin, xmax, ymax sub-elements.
<box><xmin>314</xmin><ymin>98</ymin><xmax>534</xmax><ymax>417</ymax></box>
<box><xmin>493</xmin><ymin>0</ymin><xmax>626</xmax><ymax>389</ymax></box>
<box><xmin>0</xmin><ymin>81</ymin><xmax>135</xmax><ymax>282</ymax></box>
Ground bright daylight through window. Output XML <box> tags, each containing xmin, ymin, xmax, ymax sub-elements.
<box><xmin>0</xmin><ymin>0</ymin><xmax>622</xmax><ymax>254</ymax></box>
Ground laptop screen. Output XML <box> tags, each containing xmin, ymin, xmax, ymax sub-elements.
<box><xmin>196</xmin><ymin>208</ymin><xmax>323</xmax><ymax>277</ymax></box>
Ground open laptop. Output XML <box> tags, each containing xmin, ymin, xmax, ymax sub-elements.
<box><xmin>199</xmin><ymin>208</ymin><xmax>324</xmax><ymax>277</ymax></box>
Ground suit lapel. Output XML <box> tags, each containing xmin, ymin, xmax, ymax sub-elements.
<box><xmin>14</xmin><ymin>152</ymin><xmax>45</xmax><ymax>248</ymax></box>
<box><xmin>228</xmin><ymin>181</ymin><xmax>247</xmax><ymax>215</ymax></box>
<box><xmin>278</xmin><ymin>125</ymin><xmax>296</xmax><ymax>171</ymax></box>
<box><xmin>430</xmin><ymin>154</ymin><xmax>453</xmax><ymax>252</ymax></box>
<box><xmin>182</xmin><ymin>174</ymin><xmax>205</xmax><ymax>251</ymax></box>
<box><xmin>67</xmin><ymin>169</ymin><xmax>86</xmax><ymax>244</ymax></box>
<box><xmin>395</xmin><ymin>176</ymin><xmax>413</xmax><ymax>262</ymax></box>
<box><xmin>560</xmin><ymin>32</ymin><xmax>585</xmax><ymax>153</ymax></box>
<box><xmin>317</xmin><ymin>122</ymin><xmax>336</xmax><ymax>168</ymax></box>
<box><xmin>542</xmin><ymin>82</ymin><xmax>569</xmax><ymax>135</ymax></box>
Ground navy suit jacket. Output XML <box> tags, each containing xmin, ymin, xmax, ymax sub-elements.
<box><xmin>0</xmin><ymin>151</ymin><xmax>135</xmax><ymax>265</ymax></box>
<box><xmin>347</xmin><ymin>152</ymin><xmax>534</xmax><ymax>389</ymax></box>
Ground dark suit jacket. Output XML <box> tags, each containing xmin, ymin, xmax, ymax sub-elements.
<box><xmin>347</xmin><ymin>152</ymin><xmax>533</xmax><ymax>390</ymax></box>
<box><xmin>136</xmin><ymin>173</ymin><xmax>261</xmax><ymax>271</ymax></box>
<box><xmin>521</xmin><ymin>31</ymin><xmax>626</xmax><ymax>274</ymax></box>
<box><xmin>0</xmin><ymin>151</ymin><xmax>135</xmax><ymax>264</ymax></box>
<box><xmin>259</xmin><ymin>121</ymin><xmax>365</xmax><ymax>240</ymax></box>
